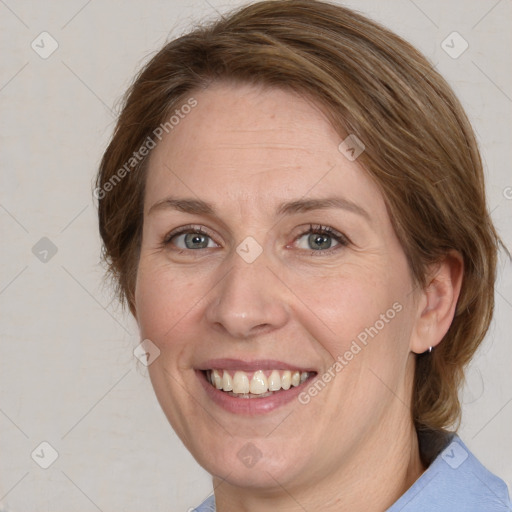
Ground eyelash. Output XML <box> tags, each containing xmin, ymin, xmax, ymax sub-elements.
<box><xmin>162</xmin><ymin>224</ymin><xmax>213</xmax><ymax>246</ymax></box>
<box><xmin>296</xmin><ymin>224</ymin><xmax>349</xmax><ymax>255</ymax></box>
<box><xmin>162</xmin><ymin>223</ymin><xmax>349</xmax><ymax>254</ymax></box>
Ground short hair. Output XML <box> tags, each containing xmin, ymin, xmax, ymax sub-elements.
<box><xmin>96</xmin><ymin>0</ymin><xmax>500</xmax><ymax>434</ymax></box>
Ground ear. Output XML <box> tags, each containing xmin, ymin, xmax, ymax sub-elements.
<box><xmin>410</xmin><ymin>251</ymin><xmax>464</xmax><ymax>354</ymax></box>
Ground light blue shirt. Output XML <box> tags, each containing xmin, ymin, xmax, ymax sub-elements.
<box><xmin>192</xmin><ymin>436</ymin><xmax>511</xmax><ymax>511</ymax></box>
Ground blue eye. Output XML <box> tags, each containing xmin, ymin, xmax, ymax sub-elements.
<box><xmin>163</xmin><ymin>224</ymin><xmax>348</xmax><ymax>253</ymax></box>
<box><xmin>294</xmin><ymin>225</ymin><xmax>348</xmax><ymax>252</ymax></box>
<box><xmin>165</xmin><ymin>227</ymin><xmax>218</xmax><ymax>250</ymax></box>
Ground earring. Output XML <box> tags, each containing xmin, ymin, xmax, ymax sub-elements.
<box><xmin>428</xmin><ymin>346</ymin><xmax>433</xmax><ymax>353</ymax></box>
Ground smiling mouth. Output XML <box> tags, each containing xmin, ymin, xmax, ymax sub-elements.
<box><xmin>203</xmin><ymin>369</ymin><xmax>316</xmax><ymax>398</ymax></box>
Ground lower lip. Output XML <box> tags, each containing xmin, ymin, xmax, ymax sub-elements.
<box><xmin>196</xmin><ymin>370</ymin><xmax>315</xmax><ymax>415</ymax></box>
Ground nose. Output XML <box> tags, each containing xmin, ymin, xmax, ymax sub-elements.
<box><xmin>204</xmin><ymin>254</ymin><xmax>290</xmax><ymax>339</ymax></box>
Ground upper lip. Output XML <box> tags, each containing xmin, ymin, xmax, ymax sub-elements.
<box><xmin>197</xmin><ymin>358</ymin><xmax>317</xmax><ymax>373</ymax></box>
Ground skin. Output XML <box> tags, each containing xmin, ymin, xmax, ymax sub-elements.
<box><xmin>134</xmin><ymin>82</ymin><xmax>463</xmax><ymax>511</ymax></box>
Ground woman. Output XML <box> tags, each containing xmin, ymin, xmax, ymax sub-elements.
<box><xmin>96</xmin><ymin>1</ymin><xmax>511</xmax><ymax>510</ymax></box>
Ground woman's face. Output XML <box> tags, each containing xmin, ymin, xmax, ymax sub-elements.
<box><xmin>135</xmin><ymin>83</ymin><xmax>421</xmax><ymax>490</ymax></box>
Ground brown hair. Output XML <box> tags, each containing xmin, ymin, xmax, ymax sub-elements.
<box><xmin>96</xmin><ymin>0</ymin><xmax>500</xmax><ymax>434</ymax></box>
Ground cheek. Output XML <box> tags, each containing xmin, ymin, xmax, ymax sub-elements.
<box><xmin>289</xmin><ymin>260</ymin><xmax>414</xmax><ymax>387</ymax></box>
<box><xmin>288</xmin><ymin>264</ymin><xmax>396</xmax><ymax>341</ymax></box>
<box><xmin>134</xmin><ymin>260</ymin><xmax>204</xmax><ymax>345</ymax></box>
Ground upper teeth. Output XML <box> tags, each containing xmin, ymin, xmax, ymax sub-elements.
<box><xmin>207</xmin><ymin>369</ymin><xmax>310</xmax><ymax>394</ymax></box>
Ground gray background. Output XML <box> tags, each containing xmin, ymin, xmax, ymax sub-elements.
<box><xmin>0</xmin><ymin>0</ymin><xmax>510</xmax><ymax>510</ymax></box>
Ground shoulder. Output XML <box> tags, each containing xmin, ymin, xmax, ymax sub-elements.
<box><xmin>388</xmin><ymin>435</ymin><xmax>511</xmax><ymax>512</ymax></box>
<box><xmin>192</xmin><ymin>494</ymin><xmax>216</xmax><ymax>511</ymax></box>
<box><xmin>191</xmin><ymin>437</ymin><xmax>510</xmax><ymax>512</ymax></box>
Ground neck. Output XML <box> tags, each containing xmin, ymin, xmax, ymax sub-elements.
<box><xmin>213</xmin><ymin>419</ymin><xmax>425</xmax><ymax>512</ymax></box>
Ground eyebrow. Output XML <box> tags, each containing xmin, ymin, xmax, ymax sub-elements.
<box><xmin>276</xmin><ymin>197</ymin><xmax>370</xmax><ymax>220</ymax></box>
<box><xmin>149</xmin><ymin>198</ymin><xmax>214</xmax><ymax>216</ymax></box>
<box><xmin>148</xmin><ymin>196</ymin><xmax>370</xmax><ymax>220</ymax></box>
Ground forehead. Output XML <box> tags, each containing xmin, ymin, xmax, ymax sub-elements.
<box><xmin>144</xmin><ymin>82</ymin><xmax>385</xmax><ymax>216</ymax></box>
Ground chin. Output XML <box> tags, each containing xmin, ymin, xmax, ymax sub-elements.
<box><xmin>183</xmin><ymin>430</ymin><xmax>314</xmax><ymax>491</ymax></box>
